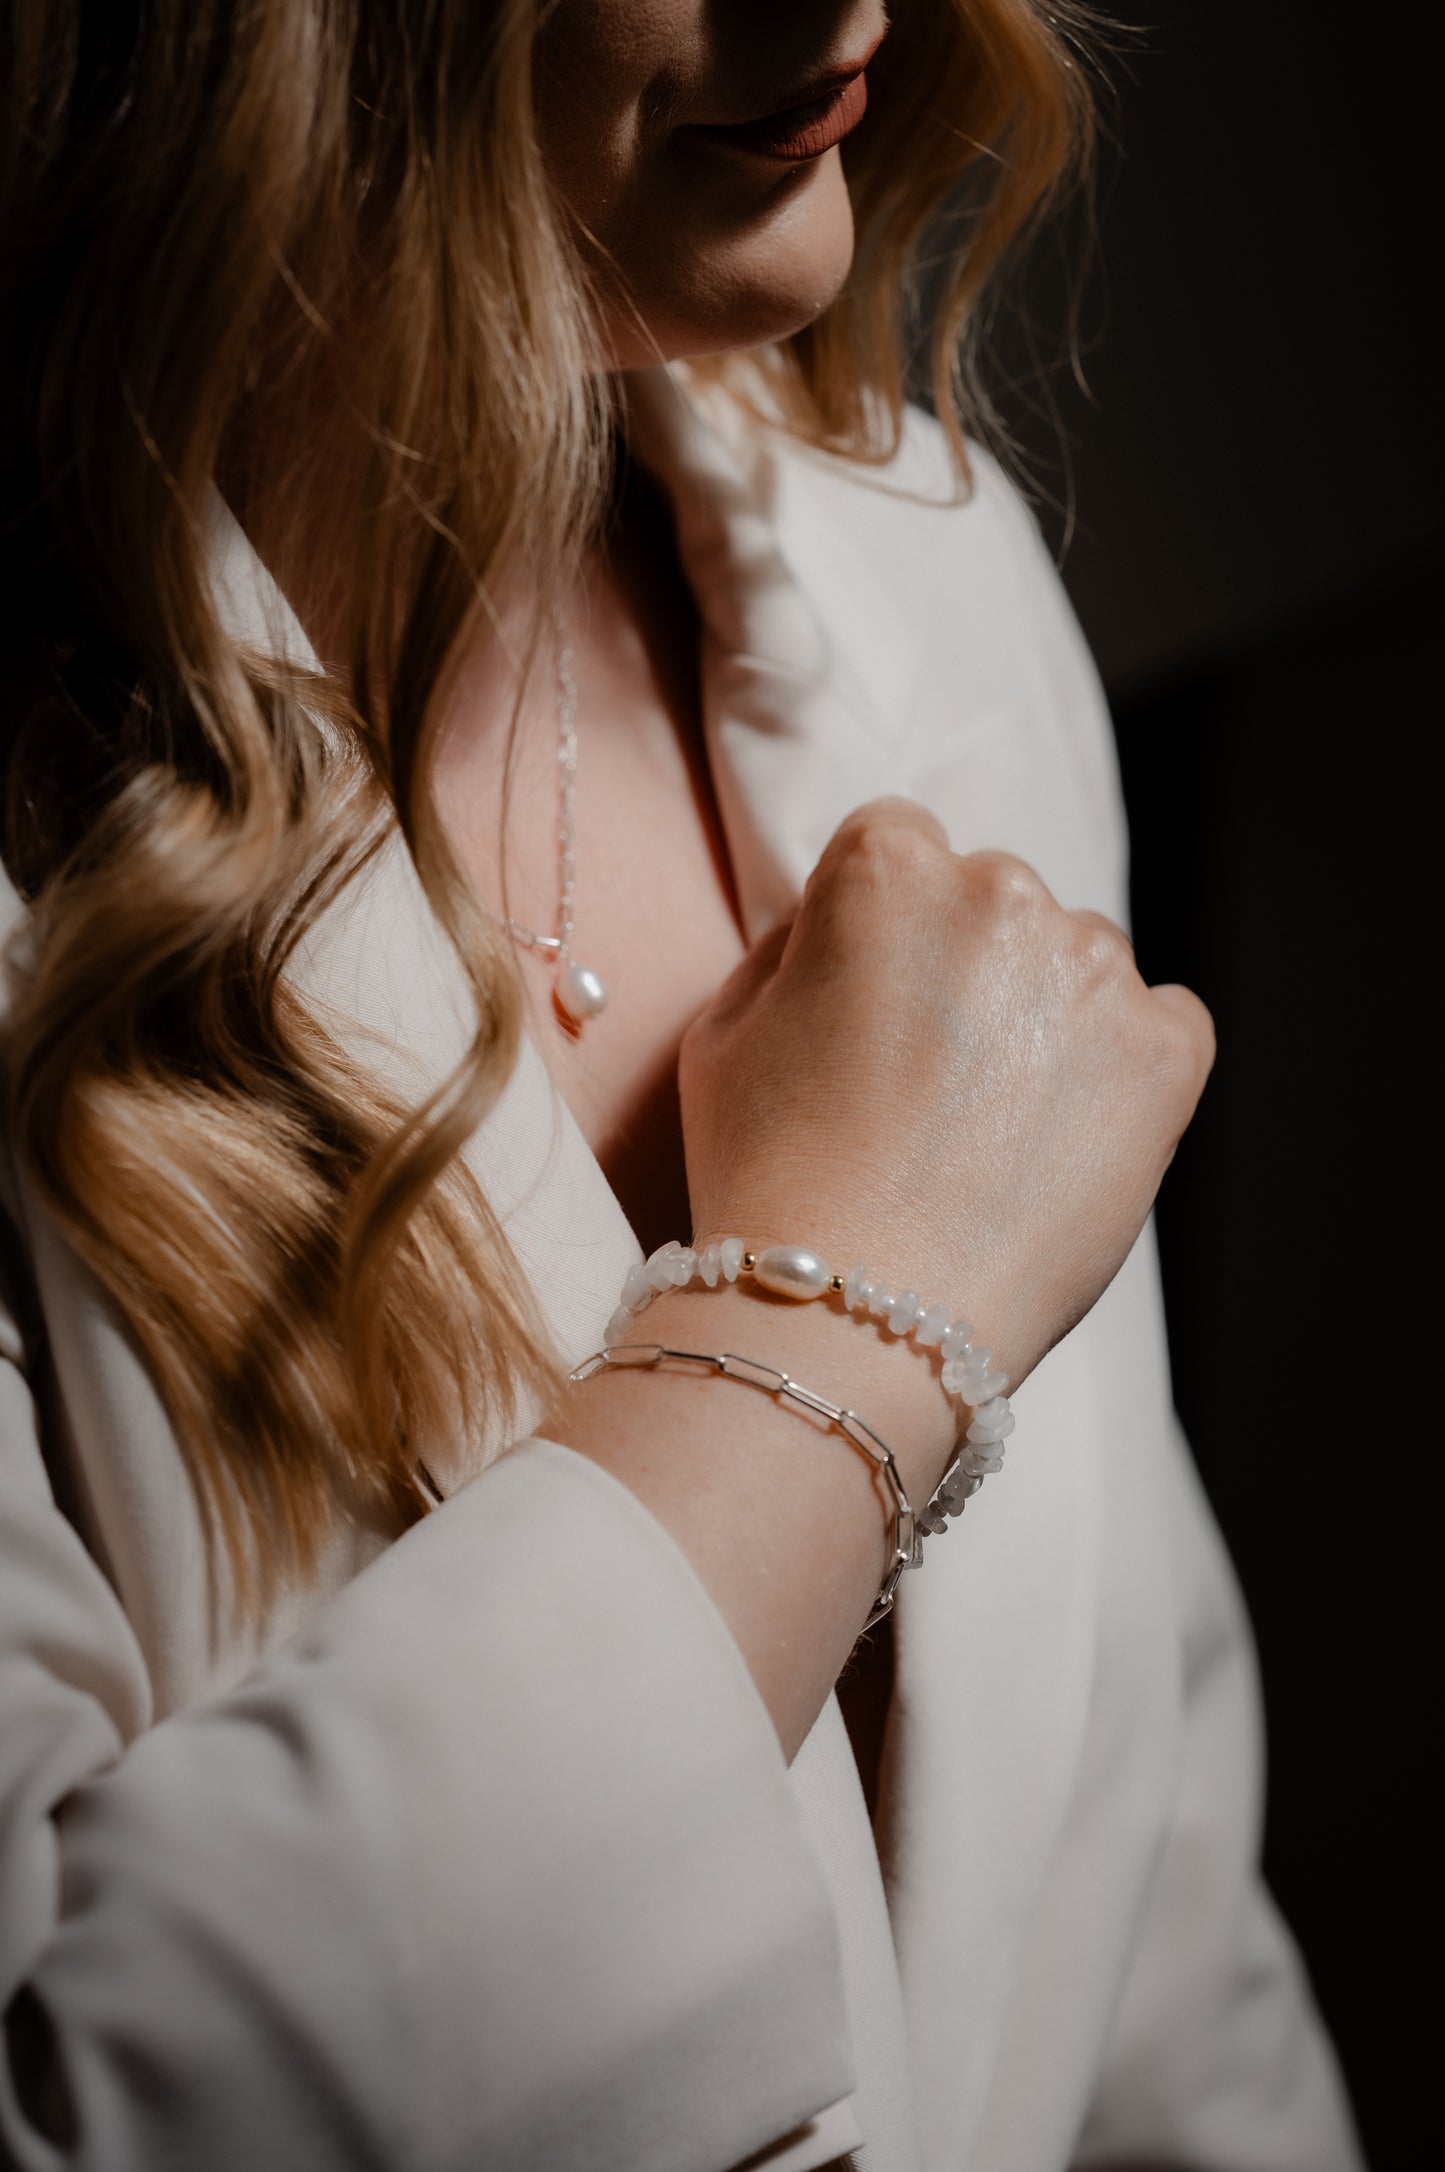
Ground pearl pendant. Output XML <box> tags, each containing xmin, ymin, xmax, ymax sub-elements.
<box><xmin>556</xmin><ymin>960</ymin><xmax>608</xmax><ymax>1025</ymax></box>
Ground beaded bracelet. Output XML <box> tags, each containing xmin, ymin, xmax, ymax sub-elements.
<box><xmin>569</xmin><ymin>1340</ymin><xmax>917</xmax><ymax>1627</ymax></box>
<box><xmin>603</xmin><ymin>1238</ymin><xmax>1016</xmax><ymax>1541</ymax></box>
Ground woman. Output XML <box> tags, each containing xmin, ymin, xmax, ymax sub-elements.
<box><xmin>0</xmin><ymin>3</ymin><xmax>1362</xmax><ymax>2168</ymax></box>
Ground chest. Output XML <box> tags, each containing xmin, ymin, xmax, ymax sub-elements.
<box><xmin>433</xmin><ymin>515</ymin><xmax>748</xmax><ymax>1255</ymax></box>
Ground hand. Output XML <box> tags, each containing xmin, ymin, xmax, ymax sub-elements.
<box><xmin>679</xmin><ymin>799</ymin><xmax>1214</xmax><ymax>1392</ymax></box>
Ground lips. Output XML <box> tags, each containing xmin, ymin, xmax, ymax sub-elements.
<box><xmin>690</xmin><ymin>67</ymin><xmax>871</xmax><ymax>163</ymax></box>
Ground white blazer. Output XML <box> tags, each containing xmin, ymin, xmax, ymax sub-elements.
<box><xmin>0</xmin><ymin>366</ymin><xmax>1362</xmax><ymax>2172</ymax></box>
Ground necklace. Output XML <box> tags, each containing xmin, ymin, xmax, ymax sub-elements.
<box><xmin>504</xmin><ymin>609</ymin><xmax>609</xmax><ymax>1027</ymax></box>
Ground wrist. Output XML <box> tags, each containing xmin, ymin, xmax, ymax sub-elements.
<box><xmin>631</xmin><ymin>1269</ymin><xmax>959</xmax><ymax>1503</ymax></box>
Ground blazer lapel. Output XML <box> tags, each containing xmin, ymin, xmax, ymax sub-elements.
<box><xmin>625</xmin><ymin>365</ymin><xmax>913</xmax><ymax>942</ymax></box>
<box><xmin>206</xmin><ymin>498</ymin><xmax>638</xmax><ymax>1467</ymax></box>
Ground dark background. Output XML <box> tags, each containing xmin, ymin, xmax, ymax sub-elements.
<box><xmin>975</xmin><ymin>6</ymin><xmax>1436</xmax><ymax>2165</ymax></box>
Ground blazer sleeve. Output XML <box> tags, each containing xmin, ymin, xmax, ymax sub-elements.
<box><xmin>0</xmin><ymin>1225</ymin><xmax>854</xmax><ymax>2171</ymax></box>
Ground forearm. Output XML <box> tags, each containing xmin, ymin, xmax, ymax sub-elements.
<box><xmin>547</xmin><ymin>1275</ymin><xmax>958</xmax><ymax>1761</ymax></box>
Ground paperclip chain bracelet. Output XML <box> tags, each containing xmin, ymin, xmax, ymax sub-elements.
<box><xmin>569</xmin><ymin>1342</ymin><xmax>917</xmax><ymax>1628</ymax></box>
<box><xmin>602</xmin><ymin>1238</ymin><xmax>1017</xmax><ymax>1540</ymax></box>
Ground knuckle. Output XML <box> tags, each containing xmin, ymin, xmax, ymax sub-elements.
<box><xmin>832</xmin><ymin>809</ymin><xmax>939</xmax><ymax>890</ymax></box>
<box><xmin>1076</xmin><ymin>923</ymin><xmax>1133</xmax><ymax>984</ymax></box>
<box><xmin>968</xmin><ymin>850</ymin><xmax>1047</xmax><ymax>913</ymax></box>
<box><xmin>1150</xmin><ymin>998</ymin><xmax>1214</xmax><ymax>1100</ymax></box>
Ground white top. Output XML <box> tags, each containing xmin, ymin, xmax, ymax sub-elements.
<box><xmin>0</xmin><ymin>364</ymin><xmax>1362</xmax><ymax>2171</ymax></box>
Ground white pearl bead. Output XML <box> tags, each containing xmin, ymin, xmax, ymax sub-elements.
<box><xmin>620</xmin><ymin>1262</ymin><xmax>652</xmax><ymax>1312</ymax></box>
<box><xmin>556</xmin><ymin>961</ymin><xmax>607</xmax><ymax>1023</ymax></box>
<box><xmin>719</xmin><ymin>1236</ymin><xmax>745</xmax><ymax>1282</ymax></box>
<box><xmin>753</xmin><ymin>1244</ymin><xmax>831</xmax><ymax>1301</ymax></box>
<box><xmin>916</xmin><ymin>1302</ymin><xmax>950</xmax><ymax>1346</ymax></box>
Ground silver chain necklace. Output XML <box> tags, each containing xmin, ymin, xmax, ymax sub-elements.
<box><xmin>504</xmin><ymin>608</ymin><xmax>608</xmax><ymax>1027</ymax></box>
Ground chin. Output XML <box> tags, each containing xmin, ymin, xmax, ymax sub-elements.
<box><xmin>605</xmin><ymin>155</ymin><xmax>857</xmax><ymax>369</ymax></box>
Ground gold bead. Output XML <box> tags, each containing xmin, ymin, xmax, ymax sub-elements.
<box><xmin>741</xmin><ymin>1251</ymin><xmax>756</xmax><ymax>1272</ymax></box>
<box><xmin>829</xmin><ymin>1274</ymin><xmax>845</xmax><ymax>1294</ymax></box>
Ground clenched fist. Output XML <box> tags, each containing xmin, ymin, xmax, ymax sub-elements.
<box><xmin>680</xmin><ymin>798</ymin><xmax>1213</xmax><ymax>1391</ymax></box>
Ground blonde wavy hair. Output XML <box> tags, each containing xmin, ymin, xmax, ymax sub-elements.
<box><xmin>0</xmin><ymin>0</ymin><xmax>1098</xmax><ymax>1606</ymax></box>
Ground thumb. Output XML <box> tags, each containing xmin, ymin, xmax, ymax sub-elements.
<box><xmin>693</xmin><ymin>914</ymin><xmax>794</xmax><ymax>1029</ymax></box>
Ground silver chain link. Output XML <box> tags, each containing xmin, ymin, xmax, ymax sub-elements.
<box><xmin>553</xmin><ymin>608</ymin><xmax>577</xmax><ymax>959</ymax></box>
<box><xmin>505</xmin><ymin>603</ymin><xmax>577</xmax><ymax>960</ymax></box>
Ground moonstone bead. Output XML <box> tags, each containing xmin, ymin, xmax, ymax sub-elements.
<box><xmin>620</xmin><ymin>1262</ymin><xmax>653</xmax><ymax>1312</ymax></box>
<box><xmin>888</xmin><ymin>1290</ymin><xmax>923</xmax><ymax>1335</ymax></box>
<box><xmin>945</xmin><ymin>1361</ymin><xmax>1005</xmax><ymax>1406</ymax></box>
<box><xmin>868</xmin><ymin>1285</ymin><xmax>896</xmax><ymax>1318</ymax></box>
<box><xmin>556</xmin><ymin>960</ymin><xmax>607</xmax><ymax>1023</ymax></box>
<box><xmin>940</xmin><ymin>1320</ymin><xmax>976</xmax><ymax>1360</ymax></box>
<box><xmin>962</xmin><ymin>1442</ymin><xmax>1005</xmax><ymax>1476</ymax></box>
<box><xmin>720</xmin><ymin>1236</ymin><xmax>745</xmax><ymax>1281</ymax></box>
<box><xmin>843</xmin><ymin>1262</ymin><xmax>871</xmax><ymax>1311</ymax></box>
<box><xmin>699</xmin><ymin>1243</ymin><xmax>723</xmax><ymax>1288</ymax></box>
<box><xmin>753</xmin><ymin>1244</ymin><xmax>831</xmax><ymax>1301</ymax></box>
<box><xmin>967</xmin><ymin>1410</ymin><xmax>1016</xmax><ymax>1443</ymax></box>
<box><xmin>646</xmin><ymin>1244</ymin><xmax>681</xmax><ymax>1292</ymax></box>
<box><xmin>915</xmin><ymin>1302</ymin><xmax>950</xmax><ymax>1346</ymax></box>
<box><xmin>604</xmin><ymin>1306</ymin><xmax>633</xmax><ymax>1346</ymax></box>
<box><xmin>669</xmin><ymin>1247</ymin><xmax>698</xmax><ymax>1286</ymax></box>
<box><xmin>939</xmin><ymin>1468</ymin><xmax>981</xmax><ymax>1513</ymax></box>
<box><xmin>945</xmin><ymin>1340</ymin><xmax>990</xmax><ymax>1382</ymax></box>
